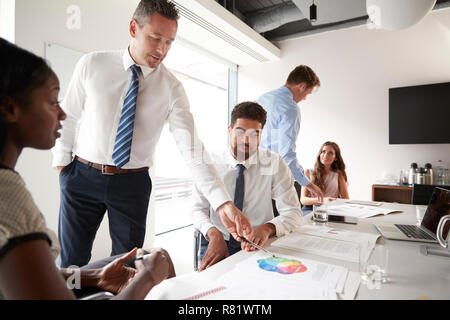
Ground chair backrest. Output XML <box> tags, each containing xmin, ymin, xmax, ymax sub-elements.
<box><xmin>193</xmin><ymin>228</ymin><xmax>209</xmax><ymax>271</ymax></box>
<box><xmin>272</xmin><ymin>182</ymin><xmax>302</xmax><ymax>217</ymax></box>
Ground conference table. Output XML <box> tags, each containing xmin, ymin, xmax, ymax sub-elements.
<box><xmin>147</xmin><ymin>199</ymin><xmax>450</xmax><ymax>300</ymax></box>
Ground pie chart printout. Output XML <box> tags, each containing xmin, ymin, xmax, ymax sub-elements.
<box><xmin>256</xmin><ymin>256</ymin><xmax>307</xmax><ymax>274</ymax></box>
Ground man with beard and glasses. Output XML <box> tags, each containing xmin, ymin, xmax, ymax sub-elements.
<box><xmin>52</xmin><ymin>0</ymin><xmax>251</xmax><ymax>268</ymax></box>
<box><xmin>191</xmin><ymin>102</ymin><xmax>303</xmax><ymax>271</ymax></box>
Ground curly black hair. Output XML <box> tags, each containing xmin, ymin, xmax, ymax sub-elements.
<box><xmin>230</xmin><ymin>101</ymin><xmax>267</xmax><ymax>128</ymax></box>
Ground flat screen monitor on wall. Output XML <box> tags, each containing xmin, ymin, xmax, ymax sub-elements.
<box><xmin>389</xmin><ymin>82</ymin><xmax>450</xmax><ymax>144</ymax></box>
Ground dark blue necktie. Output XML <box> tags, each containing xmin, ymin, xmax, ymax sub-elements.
<box><xmin>112</xmin><ymin>65</ymin><xmax>141</xmax><ymax>168</ymax></box>
<box><xmin>229</xmin><ymin>164</ymin><xmax>245</xmax><ymax>248</ymax></box>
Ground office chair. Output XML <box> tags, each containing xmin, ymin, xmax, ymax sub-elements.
<box><xmin>272</xmin><ymin>182</ymin><xmax>303</xmax><ymax>216</ymax></box>
<box><xmin>193</xmin><ymin>228</ymin><xmax>209</xmax><ymax>271</ymax></box>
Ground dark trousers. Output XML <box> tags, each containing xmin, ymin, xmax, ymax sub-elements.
<box><xmin>58</xmin><ymin>159</ymin><xmax>152</xmax><ymax>268</ymax></box>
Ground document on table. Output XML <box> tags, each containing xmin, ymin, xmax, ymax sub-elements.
<box><xmin>345</xmin><ymin>200</ymin><xmax>383</xmax><ymax>206</ymax></box>
<box><xmin>182</xmin><ymin>252</ymin><xmax>349</xmax><ymax>300</ymax></box>
<box><xmin>146</xmin><ymin>250</ymin><xmax>359</xmax><ymax>300</ymax></box>
<box><xmin>146</xmin><ymin>271</ymin><xmax>214</xmax><ymax>300</ymax></box>
<box><xmin>298</xmin><ymin>225</ymin><xmax>380</xmax><ymax>246</ymax></box>
<box><xmin>323</xmin><ymin>203</ymin><xmax>401</xmax><ymax>218</ymax></box>
<box><xmin>185</xmin><ymin>272</ymin><xmax>337</xmax><ymax>300</ymax></box>
<box><xmin>271</xmin><ymin>225</ymin><xmax>380</xmax><ymax>263</ymax></box>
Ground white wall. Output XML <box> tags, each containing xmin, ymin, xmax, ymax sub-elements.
<box><xmin>238</xmin><ymin>8</ymin><xmax>450</xmax><ymax>201</ymax></box>
<box><xmin>0</xmin><ymin>0</ymin><xmax>15</xmax><ymax>42</ymax></box>
<box><xmin>13</xmin><ymin>0</ymin><xmax>157</xmax><ymax>264</ymax></box>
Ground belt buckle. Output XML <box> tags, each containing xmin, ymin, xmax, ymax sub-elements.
<box><xmin>101</xmin><ymin>165</ymin><xmax>114</xmax><ymax>175</ymax></box>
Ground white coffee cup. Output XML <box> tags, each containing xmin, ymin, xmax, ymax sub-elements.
<box><xmin>436</xmin><ymin>214</ymin><xmax>450</xmax><ymax>252</ymax></box>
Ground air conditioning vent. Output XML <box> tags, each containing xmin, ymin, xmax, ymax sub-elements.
<box><xmin>172</xmin><ymin>0</ymin><xmax>281</xmax><ymax>65</ymax></box>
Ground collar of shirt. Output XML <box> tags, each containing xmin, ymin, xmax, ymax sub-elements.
<box><xmin>279</xmin><ymin>85</ymin><xmax>295</xmax><ymax>102</ymax></box>
<box><xmin>225</xmin><ymin>149</ymin><xmax>259</xmax><ymax>170</ymax></box>
<box><xmin>122</xmin><ymin>46</ymin><xmax>156</xmax><ymax>79</ymax></box>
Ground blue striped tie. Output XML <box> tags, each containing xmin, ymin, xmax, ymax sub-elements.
<box><xmin>112</xmin><ymin>65</ymin><xmax>141</xmax><ymax>168</ymax></box>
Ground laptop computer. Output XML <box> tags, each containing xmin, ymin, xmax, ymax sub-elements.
<box><xmin>374</xmin><ymin>187</ymin><xmax>450</xmax><ymax>243</ymax></box>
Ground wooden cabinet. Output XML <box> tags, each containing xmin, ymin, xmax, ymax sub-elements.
<box><xmin>372</xmin><ymin>184</ymin><xmax>412</xmax><ymax>204</ymax></box>
<box><xmin>372</xmin><ymin>184</ymin><xmax>450</xmax><ymax>204</ymax></box>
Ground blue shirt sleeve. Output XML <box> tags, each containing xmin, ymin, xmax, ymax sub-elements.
<box><xmin>258</xmin><ymin>87</ymin><xmax>311</xmax><ymax>187</ymax></box>
<box><xmin>277</xmin><ymin>108</ymin><xmax>311</xmax><ymax>187</ymax></box>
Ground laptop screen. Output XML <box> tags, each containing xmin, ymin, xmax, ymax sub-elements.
<box><xmin>421</xmin><ymin>187</ymin><xmax>450</xmax><ymax>238</ymax></box>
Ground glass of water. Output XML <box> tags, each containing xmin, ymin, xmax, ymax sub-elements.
<box><xmin>360</xmin><ymin>243</ymin><xmax>389</xmax><ymax>287</ymax></box>
<box><xmin>313</xmin><ymin>204</ymin><xmax>328</xmax><ymax>222</ymax></box>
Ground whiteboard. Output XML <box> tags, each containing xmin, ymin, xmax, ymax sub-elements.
<box><xmin>45</xmin><ymin>42</ymin><xmax>85</xmax><ymax>99</ymax></box>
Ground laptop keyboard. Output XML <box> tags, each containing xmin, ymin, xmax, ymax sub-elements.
<box><xmin>395</xmin><ymin>224</ymin><xmax>435</xmax><ymax>240</ymax></box>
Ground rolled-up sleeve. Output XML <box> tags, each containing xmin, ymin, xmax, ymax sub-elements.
<box><xmin>51</xmin><ymin>53</ymin><xmax>89</xmax><ymax>167</ymax></box>
<box><xmin>190</xmin><ymin>183</ymin><xmax>215</xmax><ymax>239</ymax></box>
<box><xmin>167</xmin><ymin>81</ymin><xmax>232</xmax><ymax>211</ymax></box>
<box><xmin>268</xmin><ymin>156</ymin><xmax>304</xmax><ymax>237</ymax></box>
<box><xmin>278</xmin><ymin>108</ymin><xmax>310</xmax><ymax>187</ymax></box>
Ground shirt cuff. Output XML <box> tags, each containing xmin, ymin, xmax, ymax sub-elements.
<box><xmin>292</xmin><ymin>169</ymin><xmax>311</xmax><ymax>186</ymax></box>
<box><xmin>207</xmin><ymin>188</ymin><xmax>232</xmax><ymax>212</ymax></box>
<box><xmin>200</xmin><ymin>224</ymin><xmax>217</xmax><ymax>241</ymax></box>
<box><xmin>267</xmin><ymin>219</ymin><xmax>284</xmax><ymax>238</ymax></box>
<box><xmin>51</xmin><ymin>151</ymin><xmax>73</xmax><ymax>168</ymax></box>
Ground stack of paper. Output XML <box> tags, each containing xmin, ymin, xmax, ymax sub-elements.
<box><xmin>271</xmin><ymin>225</ymin><xmax>380</xmax><ymax>263</ymax></box>
<box><xmin>323</xmin><ymin>203</ymin><xmax>400</xmax><ymax>218</ymax></box>
<box><xmin>183</xmin><ymin>252</ymin><xmax>350</xmax><ymax>300</ymax></box>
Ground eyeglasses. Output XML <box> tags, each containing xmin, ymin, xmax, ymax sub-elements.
<box><xmin>233</xmin><ymin>128</ymin><xmax>260</xmax><ymax>139</ymax></box>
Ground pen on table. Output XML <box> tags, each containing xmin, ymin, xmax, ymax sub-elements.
<box><xmin>241</xmin><ymin>237</ymin><xmax>277</xmax><ymax>258</ymax></box>
<box><xmin>135</xmin><ymin>253</ymin><xmax>151</xmax><ymax>261</ymax></box>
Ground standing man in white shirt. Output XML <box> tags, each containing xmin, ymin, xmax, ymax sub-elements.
<box><xmin>192</xmin><ymin>102</ymin><xmax>303</xmax><ymax>271</ymax></box>
<box><xmin>52</xmin><ymin>0</ymin><xmax>251</xmax><ymax>268</ymax></box>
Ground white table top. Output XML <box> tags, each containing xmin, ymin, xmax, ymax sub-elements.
<box><xmin>148</xmin><ymin>199</ymin><xmax>450</xmax><ymax>300</ymax></box>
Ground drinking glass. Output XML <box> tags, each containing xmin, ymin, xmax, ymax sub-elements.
<box><xmin>313</xmin><ymin>204</ymin><xmax>328</xmax><ymax>222</ymax></box>
<box><xmin>360</xmin><ymin>243</ymin><xmax>389</xmax><ymax>288</ymax></box>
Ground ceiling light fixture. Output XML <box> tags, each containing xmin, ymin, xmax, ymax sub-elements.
<box><xmin>366</xmin><ymin>0</ymin><xmax>436</xmax><ymax>30</ymax></box>
<box><xmin>310</xmin><ymin>0</ymin><xmax>317</xmax><ymax>22</ymax></box>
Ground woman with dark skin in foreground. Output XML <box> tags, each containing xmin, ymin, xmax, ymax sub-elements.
<box><xmin>0</xmin><ymin>38</ymin><xmax>175</xmax><ymax>300</ymax></box>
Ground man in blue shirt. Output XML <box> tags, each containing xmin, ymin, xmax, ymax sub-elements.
<box><xmin>256</xmin><ymin>65</ymin><xmax>323</xmax><ymax>206</ymax></box>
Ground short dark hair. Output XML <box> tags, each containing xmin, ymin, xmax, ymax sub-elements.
<box><xmin>286</xmin><ymin>65</ymin><xmax>320</xmax><ymax>88</ymax></box>
<box><xmin>133</xmin><ymin>0</ymin><xmax>179</xmax><ymax>27</ymax></box>
<box><xmin>0</xmin><ymin>38</ymin><xmax>54</xmax><ymax>154</ymax></box>
<box><xmin>230</xmin><ymin>101</ymin><xmax>267</xmax><ymax>128</ymax></box>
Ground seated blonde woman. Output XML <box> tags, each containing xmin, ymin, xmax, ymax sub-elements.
<box><xmin>300</xmin><ymin>141</ymin><xmax>349</xmax><ymax>215</ymax></box>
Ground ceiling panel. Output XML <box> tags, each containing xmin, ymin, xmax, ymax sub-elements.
<box><xmin>218</xmin><ymin>0</ymin><xmax>450</xmax><ymax>41</ymax></box>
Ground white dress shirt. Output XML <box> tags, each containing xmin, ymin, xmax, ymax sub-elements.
<box><xmin>52</xmin><ymin>47</ymin><xmax>231</xmax><ymax>210</ymax></box>
<box><xmin>191</xmin><ymin>148</ymin><xmax>304</xmax><ymax>241</ymax></box>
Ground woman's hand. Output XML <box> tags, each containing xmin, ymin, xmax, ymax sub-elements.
<box><xmin>323</xmin><ymin>197</ymin><xmax>337</xmax><ymax>204</ymax></box>
<box><xmin>134</xmin><ymin>248</ymin><xmax>175</xmax><ymax>287</ymax></box>
<box><xmin>97</xmin><ymin>248</ymin><xmax>138</xmax><ymax>294</ymax></box>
